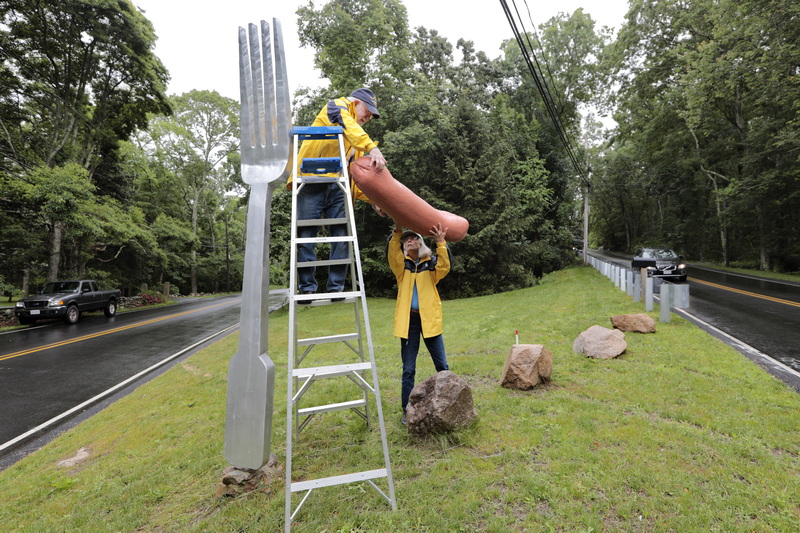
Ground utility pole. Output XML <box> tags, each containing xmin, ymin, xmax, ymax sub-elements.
<box><xmin>583</xmin><ymin>179</ymin><xmax>590</xmax><ymax>267</ymax></box>
<box><xmin>582</xmin><ymin>129</ymin><xmax>591</xmax><ymax>267</ymax></box>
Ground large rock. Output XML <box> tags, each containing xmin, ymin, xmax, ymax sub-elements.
<box><xmin>573</xmin><ymin>325</ymin><xmax>627</xmax><ymax>359</ymax></box>
<box><xmin>215</xmin><ymin>453</ymin><xmax>280</xmax><ymax>497</ymax></box>
<box><xmin>611</xmin><ymin>313</ymin><xmax>656</xmax><ymax>333</ymax></box>
<box><xmin>500</xmin><ymin>344</ymin><xmax>552</xmax><ymax>390</ymax></box>
<box><xmin>406</xmin><ymin>371</ymin><xmax>477</xmax><ymax>437</ymax></box>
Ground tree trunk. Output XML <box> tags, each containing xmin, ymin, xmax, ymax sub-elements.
<box><xmin>22</xmin><ymin>267</ymin><xmax>30</xmax><ymax>297</ymax></box>
<box><xmin>191</xmin><ymin>190</ymin><xmax>199</xmax><ymax>295</ymax></box>
<box><xmin>721</xmin><ymin>195</ymin><xmax>730</xmax><ymax>267</ymax></box>
<box><xmin>225</xmin><ymin>215</ymin><xmax>232</xmax><ymax>291</ymax></box>
<box><xmin>48</xmin><ymin>220</ymin><xmax>63</xmax><ymax>281</ymax></box>
<box><xmin>757</xmin><ymin>205</ymin><xmax>769</xmax><ymax>271</ymax></box>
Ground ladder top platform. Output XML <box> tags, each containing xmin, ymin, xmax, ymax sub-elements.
<box><xmin>293</xmin><ymin>126</ymin><xmax>344</xmax><ymax>140</ymax></box>
<box><xmin>300</xmin><ymin>157</ymin><xmax>342</xmax><ymax>175</ymax></box>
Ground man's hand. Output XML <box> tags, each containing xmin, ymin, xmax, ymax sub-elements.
<box><xmin>368</xmin><ymin>148</ymin><xmax>386</xmax><ymax>171</ymax></box>
<box><xmin>430</xmin><ymin>223</ymin><xmax>448</xmax><ymax>244</ymax></box>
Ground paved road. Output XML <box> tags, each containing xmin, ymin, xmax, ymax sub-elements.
<box><xmin>686</xmin><ymin>265</ymin><xmax>800</xmax><ymax>369</ymax></box>
<box><xmin>0</xmin><ymin>290</ymin><xmax>288</xmax><ymax>469</ymax></box>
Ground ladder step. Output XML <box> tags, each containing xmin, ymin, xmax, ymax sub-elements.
<box><xmin>293</xmin><ymin>125</ymin><xmax>343</xmax><ymax>140</ymax></box>
<box><xmin>297</xmin><ymin>258</ymin><xmax>351</xmax><ymax>268</ymax></box>
<box><xmin>298</xmin><ymin>398</ymin><xmax>367</xmax><ymax>417</ymax></box>
<box><xmin>296</xmin><ymin>331</ymin><xmax>360</xmax><ymax>346</ymax></box>
<box><xmin>296</xmin><ymin>217</ymin><xmax>348</xmax><ymax>227</ymax></box>
<box><xmin>291</xmin><ymin>468</ymin><xmax>388</xmax><ymax>493</ymax></box>
<box><xmin>295</xmin><ymin>176</ymin><xmax>346</xmax><ymax>185</ymax></box>
<box><xmin>294</xmin><ymin>290</ymin><xmax>360</xmax><ymax>305</ymax></box>
<box><xmin>293</xmin><ymin>361</ymin><xmax>372</xmax><ymax>379</ymax></box>
<box><xmin>300</xmin><ymin>157</ymin><xmax>342</xmax><ymax>175</ymax></box>
<box><xmin>296</xmin><ymin>236</ymin><xmax>354</xmax><ymax>245</ymax></box>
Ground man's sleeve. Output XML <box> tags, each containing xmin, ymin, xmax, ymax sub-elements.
<box><xmin>340</xmin><ymin>108</ymin><xmax>378</xmax><ymax>153</ymax></box>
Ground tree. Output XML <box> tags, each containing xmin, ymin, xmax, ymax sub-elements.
<box><xmin>138</xmin><ymin>90</ymin><xmax>239</xmax><ymax>294</ymax></box>
<box><xmin>600</xmin><ymin>0</ymin><xmax>800</xmax><ymax>268</ymax></box>
<box><xmin>296</xmin><ymin>0</ymin><xmax>412</xmax><ymax>92</ymax></box>
<box><xmin>0</xmin><ymin>0</ymin><xmax>170</xmax><ymax>281</ymax></box>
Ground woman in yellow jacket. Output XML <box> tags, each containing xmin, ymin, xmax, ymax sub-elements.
<box><xmin>388</xmin><ymin>223</ymin><xmax>451</xmax><ymax>425</ymax></box>
<box><xmin>288</xmin><ymin>88</ymin><xmax>386</xmax><ymax>296</ymax></box>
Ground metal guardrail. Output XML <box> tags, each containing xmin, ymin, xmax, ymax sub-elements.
<box><xmin>587</xmin><ymin>255</ymin><xmax>689</xmax><ymax>323</ymax></box>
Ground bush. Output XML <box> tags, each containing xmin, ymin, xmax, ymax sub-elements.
<box><xmin>139</xmin><ymin>291</ymin><xmax>167</xmax><ymax>306</ymax></box>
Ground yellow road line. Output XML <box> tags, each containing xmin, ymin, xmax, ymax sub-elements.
<box><xmin>0</xmin><ymin>300</ymin><xmax>238</xmax><ymax>362</ymax></box>
<box><xmin>692</xmin><ymin>278</ymin><xmax>800</xmax><ymax>308</ymax></box>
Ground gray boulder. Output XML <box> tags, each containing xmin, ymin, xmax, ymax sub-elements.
<box><xmin>573</xmin><ymin>325</ymin><xmax>627</xmax><ymax>359</ymax></box>
<box><xmin>407</xmin><ymin>370</ymin><xmax>477</xmax><ymax>436</ymax></box>
<box><xmin>611</xmin><ymin>313</ymin><xmax>656</xmax><ymax>333</ymax></box>
<box><xmin>500</xmin><ymin>344</ymin><xmax>552</xmax><ymax>390</ymax></box>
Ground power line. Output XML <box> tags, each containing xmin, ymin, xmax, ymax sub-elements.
<box><xmin>498</xmin><ymin>0</ymin><xmax>589</xmax><ymax>184</ymax></box>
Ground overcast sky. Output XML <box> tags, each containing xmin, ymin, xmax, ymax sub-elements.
<box><xmin>132</xmin><ymin>0</ymin><xmax>629</xmax><ymax>100</ymax></box>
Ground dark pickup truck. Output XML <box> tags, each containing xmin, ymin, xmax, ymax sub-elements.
<box><xmin>15</xmin><ymin>280</ymin><xmax>121</xmax><ymax>325</ymax></box>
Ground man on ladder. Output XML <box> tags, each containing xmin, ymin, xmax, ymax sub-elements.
<box><xmin>286</xmin><ymin>88</ymin><xmax>387</xmax><ymax>298</ymax></box>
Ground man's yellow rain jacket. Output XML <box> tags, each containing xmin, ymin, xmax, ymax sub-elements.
<box><xmin>388</xmin><ymin>231</ymin><xmax>450</xmax><ymax>339</ymax></box>
<box><xmin>287</xmin><ymin>96</ymin><xmax>378</xmax><ymax>203</ymax></box>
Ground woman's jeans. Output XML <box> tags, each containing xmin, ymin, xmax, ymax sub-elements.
<box><xmin>297</xmin><ymin>182</ymin><xmax>348</xmax><ymax>293</ymax></box>
<box><xmin>400</xmin><ymin>311</ymin><xmax>449</xmax><ymax>411</ymax></box>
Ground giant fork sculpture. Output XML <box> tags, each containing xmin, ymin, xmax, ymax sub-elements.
<box><xmin>224</xmin><ymin>19</ymin><xmax>292</xmax><ymax>469</ymax></box>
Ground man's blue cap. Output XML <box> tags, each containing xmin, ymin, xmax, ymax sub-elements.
<box><xmin>350</xmin><ymin>88</ymin><xmax>380</xmax><ymax>118</ymax></box>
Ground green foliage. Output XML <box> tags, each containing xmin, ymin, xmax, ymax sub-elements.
<box><xmin>0</xmin><ymin>0</ymin><xmax>170</xmax><ymax>284</ymax></box>
<box><xmin>1</xmin><ymin>0</ymin><xmax>598</xmax><ymax>298</ymax></box>
<box><xmin>297</xmin><ymin>0</ymin><xmax>412</xmax><ymax>91</ymax></box>
<box><xmin>595</xmin><ymin>0</ymin><xmax>800</xmax><ymax>268</ymax></box>
<box><xmin>290</xmin><ymin>4</ymin><xmax>588</xmax><ymax>297</ymax></box>
<box><xmin>134</xmin><ymin>90</ymin><xmax>240</xmax><ymax>295</ymax></box>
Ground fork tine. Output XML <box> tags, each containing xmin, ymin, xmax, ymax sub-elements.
<box><xmin>238</xmin><ymin>26</ymin><xmax>255</xmax><ymax>149</ymax></box>
<box><xmin>260</xmin><ymin>20</ymin><xmax>276</xmax><ymax>148</ymax></box>
<box><xmin>248</xmin><ymin>22</ymin><xmax>266</xmax><ymax>148</ymax></box>
<box><xmin>272</xmin><ymin>17</ymin><xmax>291</xmax><ymax>150</ymax></box>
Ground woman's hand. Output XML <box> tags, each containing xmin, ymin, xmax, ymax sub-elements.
<box><xmin>430</xmin><ymin>223</ymin><xmax>448</xmax><ymax>244</ymax></box>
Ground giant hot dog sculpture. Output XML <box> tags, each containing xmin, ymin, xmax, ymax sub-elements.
<box><xmin>350</xmin><ymin>156</ymin><xmax>469</xmax><ymax>242</ymax></box>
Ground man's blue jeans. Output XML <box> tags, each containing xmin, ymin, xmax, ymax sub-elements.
<box><xmin>400</xmin><ymin>311</ymin><xmax>449</xmax><ymax>412</ymax></box>
<box><xmin>297</xmin><ymin>182</ymin><xmax>348</xmax><ymax>293</ymax></box>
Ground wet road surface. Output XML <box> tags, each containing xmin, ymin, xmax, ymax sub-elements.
<box><xmin>0</xmin><ymin>291</ymin><xmax>287</xmax><ymax>468</ymax></box>
<box><xmin>686</xmin><ymin>266</ymin><xmax>800</xmax><ymax>370</ymax></box>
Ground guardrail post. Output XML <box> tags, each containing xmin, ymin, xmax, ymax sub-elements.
<box><xmin>644</xmin><ymin>270</ymin><xmax>653</xmax><ymax>312</ymax></box>
<box><xmin>659</xmin><ymin>283</ymin><xmax>671</xmax><ymax>322</ymax></box>
<box><xmin>672</xmin><ymin>283</ymin><xmax>690</xmax><ymax>308</ymax></box>
<box><xmin>633</xmin><ymin>272</ymin><xmax>641</xmax><ymax>302</ymax></box>
<box><xmin>626</xmin><ymin>270</ymin><xmax>633</xmax><ymax>296</ymax></box>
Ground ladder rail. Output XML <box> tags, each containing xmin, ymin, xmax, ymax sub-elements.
<box><xmin>285</xmin><ymin>125</ymin><xmax>303</xmax><ymax>530</ymax></box>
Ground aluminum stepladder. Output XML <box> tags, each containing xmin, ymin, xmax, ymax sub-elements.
<box><xmin>285</xmin><ymin>125</ymin><xmax>396</xmax><ymax>530</ymax></box>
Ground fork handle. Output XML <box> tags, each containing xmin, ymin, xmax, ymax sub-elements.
<box><xmin>238</xmin><ymin>181</ymin><xmax>276</xmax><ymax>351</ymax></box>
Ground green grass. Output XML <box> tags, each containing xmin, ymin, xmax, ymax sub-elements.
<box><xmin>692</xmin><ymin>262</ymin><xmax>800</xmax><ymax>283</ymax></box>
<box><xmin>2</xmin><ymin>266</ymin><xmax>799</xmax><ymax>532</ymax></box>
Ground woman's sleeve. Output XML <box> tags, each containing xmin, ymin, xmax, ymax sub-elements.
<box><xmin>433</xmin><ymin>242</ymin><xmax>450</xmax><ymax>282</ymax></box>
<box><xmin>388</xmin><ymin>232</ymin><xmax>405</xmax><ymax>279</ymax></box>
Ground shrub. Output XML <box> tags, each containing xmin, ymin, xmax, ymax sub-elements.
<box><xmin>139</xmin><ymin>291</ymin><xmax>167</xmax><ymax>306</ymax></box>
